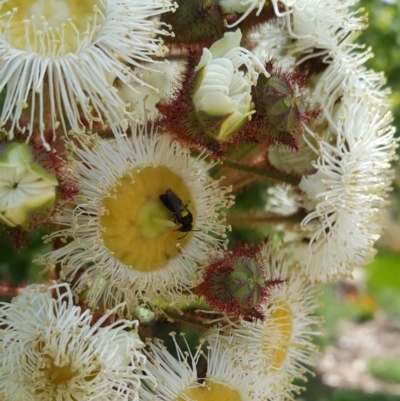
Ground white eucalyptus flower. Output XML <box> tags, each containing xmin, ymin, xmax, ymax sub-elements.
<box><xmin>0</xmin><ymin>142</ymin><xmax>58</xmax><ymax>227</ymax></box>
<box><xmin>246</xmin><ymin>0</ymin><xmax>396</xmax><ymax>284</ymax></box>
<box><xmin>0</xmin><ymin>0</ymin><xmax>175</xmax><ymax>149</ymax></box>
<box><xmin>251</xmin><ymin>21</ymin><xmax>297</xmax><ymax>69</ymax></box>
<box><xmin>193</xmin><ymin>29</ymin><xmax>268</xmax><ymax>142</ymax></box>
<box><xmin>40</xmin><ymin>124</ymin><xmax>233</xmax><ymax>310</ymax></box>
<box><xmin>265</xmin><ymin>185</ymin><xmax>303</xmax><ymax>216</ymax></box>
<box><xmin>0</xmin><ymin>282</ymin><xmax>149</xmax><ymax>401</ymax></box>
<box><xmin>299</xmin><ymin>96</ymin><xmax>397</xmax><ymax>281</ymax></box>
<box><xmin>279</xmin><ymin>0</ymin><xmax>366</xmax><ymax>61</ymax></box>
<box><xmin>142</xmin><ymin>333</ymin><xmax>277</xmax><ymax>401</ymax></box>
<box><xmin>312</xmin><ymin>44</ymin><xmax>391</xmax><ymax>121</ymax></box>
<box><xmin>117</xmin><ymin>60</ymin><xmax>184</xmax><ymax>121</ymax></box>
<box><xmin>248</xmin><ymin>0</ymin><xmax>366</xmax><ymax>70</ymax></box>
<box><xmin>218</xmin><ymin>0</ymin><xmax>277</xmax><ymax>27</ymax></box>
<box><xmin>209</xmin><ymin>243</ymin><xmax>322</xmax><ymax>400</ymax></box>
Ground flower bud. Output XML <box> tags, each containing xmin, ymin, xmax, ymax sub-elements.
<box><xmin>264</xmin><ymin>76</ymin><xmax>306</xmax><ymax>132</ymax></box>
<box><xmin>158</xmin><ymin>30</ymin><xmax>268</xmax><ymax>156</ymax></box>
<box><xmin>195</xmin><ymin>242</ymin><xmax>284</xmax><ymax>321</ymax></box>
<box><xmin>192</xmin><ymin>30</ymin><xmax>264</xmax><ymax>142</ymax></box>
<box><xmin>248</xmin><ymin>61</ymin><xmax>321</xmax><ymax>148</ymax></box>
<box><xmin>0</xmin><ymin>143</ymin><xmax>58</xmax><ymax>227</ymax></box>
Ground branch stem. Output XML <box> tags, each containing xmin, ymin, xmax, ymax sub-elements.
<box><xmin>222</xmin><ymin>159</ymin><xmax>301</xmax><ymax>186</ymax></box>
<box><xmin>228</xmin><ymin>210</ymin><xmax>307</xmax><ymax>227</ymax></box>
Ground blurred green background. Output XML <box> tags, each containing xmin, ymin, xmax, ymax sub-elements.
<box><xmin>0</xmin><ymin>0</ymin><xmax>399</xmax><ymax>400</ymax></box>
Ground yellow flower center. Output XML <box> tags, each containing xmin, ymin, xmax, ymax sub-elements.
<box><xmin>261</xmin><ymin>300</ymin><xmax>293</xmax><ymax>371</ymax></box>
<box><xmin>0</xmin><ymin>0</ymin><xmax>103</xmax><ymax>53</ymax></box>
<box><xmin>31</xmin><ymin>341</ymin><xmax>99</xmax><ymax>396</ymax></box>
<box><xmin>46</xmin><ymin>360</ymin><xmax>77</xmax><ymax>386</ymax></box>
<box><xmin>101</xmin><ymin>166</ymin><xmax>196</xmax><ymax>273</ymax></box>
<box><xmin>176</xmin><ymin>381</ymin><xmax>243</xmax><ymax>401</ymax></box>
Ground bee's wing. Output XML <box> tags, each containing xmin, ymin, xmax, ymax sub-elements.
<box><xmin>159</xmin><ymin>193</ymin><xmax>175</xmax><ymax>212</ymax></box>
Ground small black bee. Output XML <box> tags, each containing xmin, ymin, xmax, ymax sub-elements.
<box><xmin>159</xmin><ymin>189</ymin><xmax>194</xmax><ymax>239</ymax></box>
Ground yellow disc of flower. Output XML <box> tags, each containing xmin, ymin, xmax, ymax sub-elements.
<box><xmin>101</xmin><ymin>166</ymin><xmax>196</xmax><ymax>273</ymax></box>
<box><xmin>0</xmin><ymin>0</ymin><xmax>103</xmax><ymax>53</ymax></box>
<box><xmin>261</xmin><ymin>300</ymin><xmax>293</xmax><ymax>371</ymax></box>
<box><xmin>40</xmin><ymin>353</ymin><xmax>77</xmax><ymax>387</ymax></box>
<box><xmin>177</xmin><ymin>381</ymin><xmax>242</xmax><ymax>401</ymax></box>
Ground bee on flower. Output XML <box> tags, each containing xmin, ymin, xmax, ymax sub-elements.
<box><xmin>40</xmin><ymin>123</ymin><xmax>234</xmax><ymax>311</ymax></box>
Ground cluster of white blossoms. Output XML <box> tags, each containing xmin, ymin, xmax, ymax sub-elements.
<box><xmin>252</xmin><ymin>0</ymin><xmax>398</xmax><ymax>281</ymax></box>
<box><xmin>0</xmin><ymin>0</ymin><xmax>397</xmax><ymax>400</ymax></box>
<box><xmin>299</xmin><ymin>97</ymin><xmax>395</xmax><ymax>280</ymax></box>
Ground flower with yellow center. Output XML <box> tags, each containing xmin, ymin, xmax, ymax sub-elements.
<box><xmin>0</xmin><ymin>282</ymin><xmax>149</xmax><ymax>401</ymax></box>
<box><xmin>142</xmin><ymin>333</ymin><xmax>275</xmax><ymax>401</ymax></box>
<box><xmin>40</xmin><ymin>124</ymin><xmax>233</xmax><ymax>311</ymax></box>
<box><xmin>208</xmin><ymin>244</ymin><xmax>322</xmax><ymax>400</ymax></box>
<box><xmin>0</xmin><ymin>0</ymin><xmax>175</xmax><ymax>149</ymax></box>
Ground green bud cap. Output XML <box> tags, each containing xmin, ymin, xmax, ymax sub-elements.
<box><xmin>229</xmin><ymin>257</ymin><xmax>265</xmax><ymax>308</ymax></box>
<box><xmin>265</xmin><ymin>77</ymin><xmax>306</xmax><ymax>132</ymax></box>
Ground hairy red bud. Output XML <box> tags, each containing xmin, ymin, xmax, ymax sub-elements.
<box><xmin>247</xmin><ymin>60</ymin><xmax>321</xmax><ymax>149</ymax></box>
<box><xmin>195</xmin><ymin>242</ymin><xmax>285</xmax><ymax>321</ymax></box>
